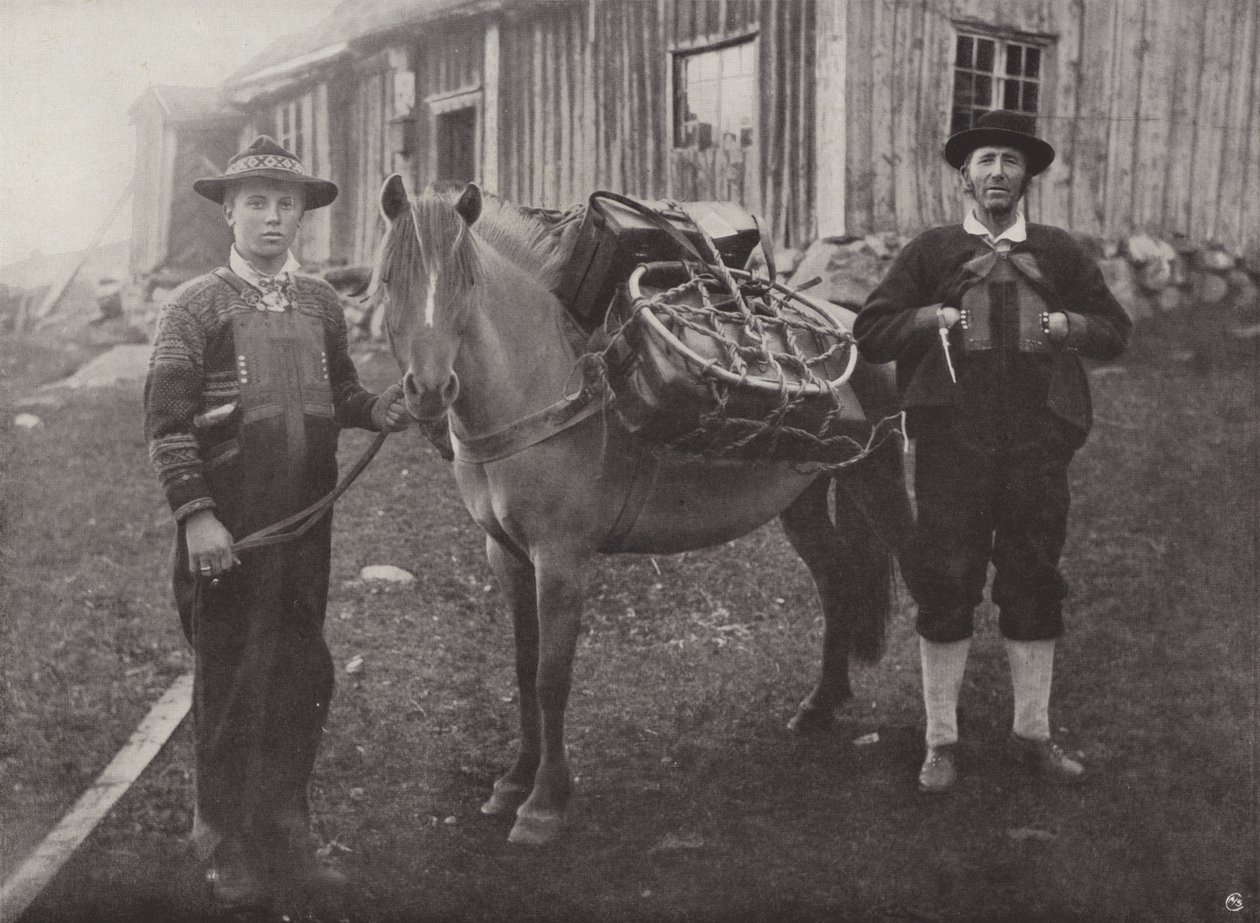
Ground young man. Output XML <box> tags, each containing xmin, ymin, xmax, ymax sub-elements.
<box><xmin>144</xmin><ymin>136</ymin><xmax>409</xmax><ymax>905</ymax></box>
<box><xmin>854</xmin><ymin>111</ymin><xmax>1131</xmax><ymax>794</ymax></box>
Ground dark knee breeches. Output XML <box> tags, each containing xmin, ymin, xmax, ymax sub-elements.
<box><xmin>907</xmin><ymin>419</ymin><xmax>1075</xmax><ymax>643</ymax></box>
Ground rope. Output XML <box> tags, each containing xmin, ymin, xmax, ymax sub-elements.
<box><xmin>576</xmin><ymin>256</ymin><xmax>902</xmax><ymax>472</ymax></box>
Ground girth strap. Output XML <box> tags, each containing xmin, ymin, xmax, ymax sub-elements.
<box><xmin>600</xmin><ymin>454</ymin><xmax>659</xmax><ymax>553</ymax></box>
<box><xmin>449</xmin><ymin>392</ymin><xmax>605</xmax><ymax>465</ymax></box>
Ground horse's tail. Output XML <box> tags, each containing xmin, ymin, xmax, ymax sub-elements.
<box><xmin>832</xmin><ymin>436</ymin><xmax>913</xmax><ymax>662</ymax></box>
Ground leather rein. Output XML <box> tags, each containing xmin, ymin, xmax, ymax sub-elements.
<box><xmin>231</xmin><ymin>424</ymin><xmax>394</xmax><ymax>554</ymax></box>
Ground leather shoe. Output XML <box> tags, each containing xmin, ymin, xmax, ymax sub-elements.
<box><xmin>917</xmin><ymin>744</ymin><xmax>958</xmax><ymax>793</ymax></box>
<box><xmin>206</xmin><ymin>842</ymin><xmax>270</xmax><ymax>908</ymax></box>
<box><xmin>1007</xmin><ymin>733</ymin><xmax>1086</xmax><ymax>784</ymax></box>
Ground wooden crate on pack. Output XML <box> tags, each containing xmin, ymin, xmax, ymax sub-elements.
<box><xmin>556</xmin><ymin>193</ymin><xmax>762</xmax><ymax>330</ymax></box>
<box><xmin>605</xmin><ymin>262</ymin><xmax>871</xmax><ymax>463</ymax></box>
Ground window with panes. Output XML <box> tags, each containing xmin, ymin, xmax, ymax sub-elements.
<box><xmin>673</xmin><ymin>39</ymin><xmax>756</xmax><ymax>152</ymax></box>
<box><xmin>950</xmin><ymin>31</ymin><xmax>1045</xmax><ymax>135</ymax></box>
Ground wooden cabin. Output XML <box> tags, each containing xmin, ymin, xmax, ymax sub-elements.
<box><xmin>131</xmin><ymin>0</ymin><xmax>1258</xmax><ymax>284</ymax></box>
<box><xmin>128</xmin><ymin>86</ymin><xmax>244</xmax><ymax>281</ymax></box>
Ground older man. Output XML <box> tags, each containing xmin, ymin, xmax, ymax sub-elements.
<box><xmin>144</xmin><ymin>136</ymin><xmax>408</xmax><ymax>905</ymax></box>
<box><xmin>854</xmin><ymin>111</ymin><xmax>1130</xmax><ymax>794</ymax></box>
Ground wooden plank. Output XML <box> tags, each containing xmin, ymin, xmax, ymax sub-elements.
<box><xmin>635</xmin><ymin>1</ymin><xmax>651</xmax><ymax>193</ymax></box>
<box><xmin>1161</xmin><ymin>0</ymin><xmax>1206</xmax><ymax>236</ymax></box>
<box><xmin>679</xmin><ymin>0</ymin><xmax>698</xmax><ymax>42</ymax></box>
<box><xmin>743</xmin><ymin>16</ymin><xmax>762</xmax><ymax>217</ymax></box>
<box><xmin>557</xmin><ymin>7</ymin><xmax>573</xmax><ymax>204</ymax></box>
<box><xmin>1212</xmin><ymin>0</ymin><xmax>1255</xmax><ymax>247</ymax></box>
<box><xmin>624</xmin><ymin>1</ymin><xmax>639</xmax><ymax>194</ymax></box>
<box><xmin>0</xmin><ymin>675</ymin><xmax>192</xmax><ymax>923</ymax></box>
<box><xmin>1129</xmin><ymin>0</ymin><xmax>1174</xmax><ymax>233</ymax></box>
<box><xmin>911</xmin><ymin>1</ymin><xmax>936</xmax><ymax>228</ymax></box>
<box><xmin>891</xmin><ymin>0</ymin><xmax>924</xmax><ymax>236</ymax></box>
<box><xmin>799</xmin><ymin>0</ymin><xmax>815</xmax><ymax>244</ymax></box>
<box><xmin>779</xmin><ymin>0</ymin><xmax>797</xmax><ymax>244</ymax></box>
<box><xmin>156</xmin><ymin>128</ymin><xmax>179</xmax><ymax>270</ymax></box>
<box><xmin>551</xmin><ymin>16</ymin><xmax>564</xmax><ymax>205</ymax></box>
<box><xmin>658</xmin><ymin>0</ymin><xmax>670</xmax><ymax>198</ymax></box>
<box><xmin>642</xmin><ymin>0</ymin><xmax>658</xmax><ymax>195</ymax></box>
<box><xmin>309</xmin><ymin>83</ymin><xmax>332</xmax><ymax>262</ymax></box>
<box><xmin>354</xmin><ymin>79</ymin><xmax>367</xmax><ymax>261</ymax></box>
<box><xmin>1041</xmin><ymin>0</ymin><xmax>1081</xmax><ymax>231</ymax></box>
<box><xmin>1188</xmin><ymin>0</ymin><xmax>1234</xmax><ymax>242</ymax></box>
<box><xmin>1239</xmin><ymin>0</ymin><xmax>1260</xmax><ymax>252</ymax></box>
<box><xmin>498</xmin><ymin>26</ymin><xmax>513</xmax><ymax>198</ymax></box>
<box><xmin>870</xmin><ymin>0</ymin><xmax>896</xmax><ymax>232</ymax></box>
<box><xmin>512</xmin><ymin>20</ymin><xmax>527</xmax><ymax>200</ymax></box>
<box><xmin>815</xmin><ymin>0</ymin><xmax>847</xmax><ymax>238</ymax></box>
<box><xmin>760</xmin><ymin>0</ymin><xmax>780</xmax><ymax>243</ymax></box>
<box><xmin>1067</xmin><ymin>0</ymin><xmax>1116</xmax><ymax>237</ymax></box>
<box><xmin>845</xmin><ymin>0</ymin><xmax>874</xmax><ymax>234</ymax></box>
<box><xmin>582</xmin><ymin>1</ymin><xmax>597</xmax><ymax>197</ymax></box>
<box><xmin>540</xmin><ymin>21</ymin><xmax>555</xmax><ymax>205</ymax></box>
<box><xmin>1103</xmin><ymin>0</ymin><xmax>1144</xmax><ymax>239</ymax></box>
<box><xmin>483</xmin><ymin>20</ymin><xmax>501</xmax><ymax>194</ymax></box>
<box><xmin>625</xmin><ymin>4</ymin><xmax>640</xmax><ymax>193</ymax></box>
<box><xmin>927</xmin><ymin>1</ymin><xmax>957</xmax><ymax>228</ymax></box>
<box><xmin>1239</xmin><ymin>0</ymin><xmax>1260</xmax><ymax>251</ymax></box>
<box><xmin>531</xmin><ymin>21</ymin><xmax>545</xmax><ymax>203</ymax></box>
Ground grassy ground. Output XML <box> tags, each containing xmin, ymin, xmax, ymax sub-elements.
<box><xmin>1</xmin><ymin>328</ymin><xmax>1256</xmax><ymax>922</ymax></box>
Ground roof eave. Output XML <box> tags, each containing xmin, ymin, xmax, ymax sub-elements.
<box><xmin>225</xmin><ymin>41</ymin><xmax>351</xmax><ymax>105</ymax></box>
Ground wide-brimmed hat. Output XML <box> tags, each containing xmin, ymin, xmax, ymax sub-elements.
<box><xmin>193</xmin><ymin>135</ymin><xmax>338</xmax><ymax>209</ymax></box>
<box><xmin>944</xmin><ymin>110</ymin><xmax>1055</xmax><ymax>176</ymax></box>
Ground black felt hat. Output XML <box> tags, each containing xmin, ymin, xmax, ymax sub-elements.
<box><xmin>193</xmin><ymin>135</ymin><xmax>338</xmax><ymax>209</ymax></box>
<box><xmin>944</xmin><ymin>110</ymin><xmax>1055</xmax><ymax>176</ymax></box>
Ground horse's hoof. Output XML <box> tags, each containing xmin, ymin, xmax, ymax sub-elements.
<box><xmin>508</xmin><ymin>808</ymin><xmax>563</xmax><ymax>846</ymax></box>
<box><xmin>480</xmin><ymin>782</ymin><xmax>531</xmax><ymax>816</ymax></box>
<box><xmin>787</xmin><ymin>703</ymin><xmax>836</xmax><ymax>735</ymax></box>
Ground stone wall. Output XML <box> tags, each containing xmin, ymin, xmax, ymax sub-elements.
<box><xmin>774</xmin><ymin>233</ymin><xmax>1260</xmax><ymax>366</ymax></box>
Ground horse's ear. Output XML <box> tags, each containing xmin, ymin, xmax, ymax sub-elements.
<box><xmin>455</xmin><ymin>183</ymin><xmax>482</xmax><ymax>226</ymax></box>
<box><xmin>380</xmin><ymin>174</ymin><xmax>409</xmax><ymax>222</ymax></box>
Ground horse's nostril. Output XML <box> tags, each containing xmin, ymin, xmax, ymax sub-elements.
<box><xmin>403</xmin><ymin>372</ymin><xmax>420</xmax><ymax>397</ymax></box>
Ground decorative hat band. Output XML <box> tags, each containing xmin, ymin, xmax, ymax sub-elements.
<box><xmin>227</xmin><ymin>153</ymin><xmax>305</xmax><ymax>176</ymax></box>
<box><xmin>194</xmin><ymin>135</ymin><xmax>339</xmax><ymax>209</ymax></box>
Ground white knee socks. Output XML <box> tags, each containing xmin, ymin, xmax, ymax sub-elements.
<box><xmin>1005</xmin><ymin>638</ymin><xmax>1055</xmax><ymax>741</ymax></box>
<box><xmin>919</xmin><ymin>637</ymin><xmax>971</xmax><ymax>748</ymax></box>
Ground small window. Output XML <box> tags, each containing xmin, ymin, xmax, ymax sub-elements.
<box><xmin>673</xmin><ymin>39</ymin><xmax>756</xmax><ymax>152</ymax></box>
<box><xmin>950</xmin><ymin>30</ymin><xmax>1046</xmax><ymax>135</ymax></box>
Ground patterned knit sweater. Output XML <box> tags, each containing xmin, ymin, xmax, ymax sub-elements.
<box><xmin>143</xmin><ymin>271</ymin><xmax>379</xmax><ymax>521</ymax></box>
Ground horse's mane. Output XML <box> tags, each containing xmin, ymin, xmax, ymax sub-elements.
<box><xmin>373</xmin><ymin>184</ymin><xmax>582</xmax><ymax>315</ymax></box>
<box><xmin>458</xmin><ymin>190</ymin><xmax>583</xmax><ymax>293</ymax></box>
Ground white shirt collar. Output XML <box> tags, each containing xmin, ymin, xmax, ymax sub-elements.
<box><xmin>229</xmin><ymin>245</ymin><xmax>301</xmax><ymax>290</ymax></box>
<box><xmin>963</xmin><ymin>209</ymin><xmax>1027</xmax><ymax>248</ymax></box>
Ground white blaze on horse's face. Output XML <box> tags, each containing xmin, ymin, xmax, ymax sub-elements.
<box><xmin>424</xmin><ymin>264</ymin><xmax>440</xmax><ymax>329</ymax></box>
<box><xmin>377</xmin><ymin>174</ymin><xmax>482</xmax><ymax>423</ymax></box>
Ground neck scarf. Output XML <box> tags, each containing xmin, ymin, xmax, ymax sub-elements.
<box><xmin>229</xmin><ymin>246</ymin><xmax>301</xmax><ymax>312</ymax></box>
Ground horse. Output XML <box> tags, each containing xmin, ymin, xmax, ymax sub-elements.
<box><xmin>371</xmin><ymin>175</ymin><xmax>913</xmax><ymax>845</ymax></box>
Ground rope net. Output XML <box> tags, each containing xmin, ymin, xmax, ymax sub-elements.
<box><xmin>575</xmin><ymin>259</ymin><xmax>905</xmax><ymax>472</ymax></box>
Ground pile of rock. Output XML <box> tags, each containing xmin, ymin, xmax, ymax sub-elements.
<box><xmin>777</xmin><ymin>234</ymin><xmax>900</xmax><ymax>309</ymax></box>
<box><xmin>1101</xmin><ymin>234</ymin><xmax>1259</xmax><ymax>332</ymax></box>
<box><xmin>780</xmin><ymin>232</ymin><xmax>1260</xmax><ymax>342</ymax></box>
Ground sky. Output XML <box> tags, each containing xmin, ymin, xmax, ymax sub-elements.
<box><xmin>0</xmin><ymin>0</ymin><xmax>343</xmax><ymax>268</ymax></box>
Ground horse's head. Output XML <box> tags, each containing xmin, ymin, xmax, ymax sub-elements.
<box><xmin>374</xmin><ymin>174</ymin><xmax>483</xmax><ymax>423</ymax></box>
